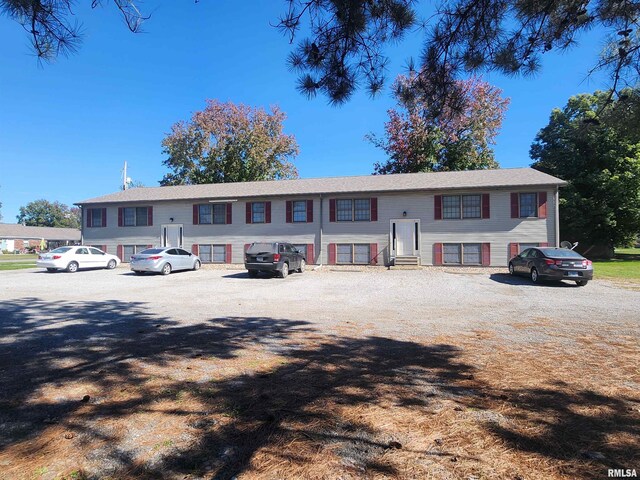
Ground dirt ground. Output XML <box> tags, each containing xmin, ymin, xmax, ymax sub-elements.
<box><xmin>0</xmin><ymin>266</ymin><xmax>638</xmax><ymax>480</ymax></box>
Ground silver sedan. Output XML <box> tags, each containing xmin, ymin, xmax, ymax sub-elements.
<box><xmin>130</xmin><ymin>247</ymin><xmax>201</xmax><ymax>275</ymax></box>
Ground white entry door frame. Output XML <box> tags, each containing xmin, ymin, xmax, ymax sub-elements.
<box><xmin>161</xmin><ymin>224</ymin><xmax>184</xmax><ymax>248</ymax></box>
<box><xmin>390</xmin><ymin>219</ymin><xmax>420</xmax><ymax>257</ymax></box>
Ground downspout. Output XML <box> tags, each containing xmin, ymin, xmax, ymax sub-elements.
<box><xmin>555</xmin><ymin>186</ymin><xmax>560</xmax><ymax>247</ymax></box>
<box><xmin>80</xmin><ymin>205</ymin><xmax>84</xmax><ymax>245</ymax></box>
<box><xmin>314</xmin><ymin>194</ymin><xmax>324</xmax><ymax>270</ymax></box>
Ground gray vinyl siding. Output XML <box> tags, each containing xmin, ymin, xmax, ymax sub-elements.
<box><xmin>80</xmin><ymin>187</ymin><xmax>557</xmax><ymax>267</ymax></box>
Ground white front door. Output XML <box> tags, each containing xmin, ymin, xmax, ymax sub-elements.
<box><xmin>392</xmin><ymin>219</ymin><xmax>419</xmax><ymax>256</ymax></box>
<box><xmin>162</xmin><ymin>225</ymin><xmax>183</xmax><ymax>248</ymax></box>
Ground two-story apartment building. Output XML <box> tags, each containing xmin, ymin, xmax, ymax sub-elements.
<box><xmin>76</xmin><ymin>168</ymin><xmax>565</xmax><ymax>267</ymax></box>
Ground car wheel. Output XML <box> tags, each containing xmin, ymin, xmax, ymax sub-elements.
<box><xmin>530</xmin><ymin>267</ymin><xmax>539</xmax><ymax>283</ymax></box>
<box><xmin>576</xmin><ymin>280</ymin><xmax>589</xmax><ymax>286</ymax></box>
<box><xmin>298</xmin><ymin>259</ymin><xmax>306</xmax><ymax>273</ymax></box>
<box><xmin>66</xmin><ymin>261</ymin><xmax>79</xmax><ymax>273</ymax></box>
<box><xmin>248</xmin><ymin>269</ymin><xmax>258</xmax><ymax>278</ymax></box>
<box><xmin>280</xmin><ymin>262</ymin><xmax>289</xmax><ymax>278</ymax></box>
<box><xmin>161</xmin><ymin>263</ymin><xmax>172</xmax><ymax>276</ymax></box>
<box><xmin>46</xmin><ymin>268</ymin><xmax>57</xmax><ymax>272</ymax></box>
<box><xmin>193</xmin><ymin>260</ymin><xmax>201</xmax><ymax>271</ymax></box>
<box><xmin>107</xmin><ymin>259</ymin><xmax>117</xmax><ymax>270</ymax></box>
<box><xmin>508</xmin><ymin>263</ymin><xmax>515</xmax><ymax>276</ymax></box>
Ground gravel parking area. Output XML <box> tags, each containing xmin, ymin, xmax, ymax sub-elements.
<box><xmin>0</xmin><ymin>266</ymin><xmax>638</xmax><ymax>479</ymax></box>
<box><xmin>1</xmin><ymin>266</ymin><xmax>638</xmax><ymax>339</ymax></box>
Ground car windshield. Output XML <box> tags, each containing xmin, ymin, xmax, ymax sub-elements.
<box><xmin>541</xmin><ymin>248</ymin><xmax>584</xmax><ymax>259</ymax></box>
<box><xmin>139</xmin><ymin>248</ymin><xmax>164</xmax><ymax>254</ymax></box>
<box><xmin>247</xmin><ymin>243</ymin><xmax>275</xmax><ymax>254</ymax></box>
<box><xmin>50</xmin><ymin>247</ymin><xmax>72</xmax><ymax>254</ymax></box>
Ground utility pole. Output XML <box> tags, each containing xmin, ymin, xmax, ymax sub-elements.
<box><xmin>121</xmin><ymin>161</ymin><xmax>131</xmax><ymax>190</ymax></box>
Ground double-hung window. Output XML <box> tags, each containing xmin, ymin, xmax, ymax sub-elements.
<box><xmin>292</xmin><ymin>201</ymin><xmax>307</xmax><ymax>222</ymax></box>
<box><xmin>198</xmin><ymin>204</ymin><xmax>227</xmax><ymax>224</ymax></box>
<box><xmin>336</xmin><ymin>199</ymin><xmax>370</xmax><ymax>222</ymax></box>
<box><xmin>336</xmin><ymin>199</ymin><xmax>353</xmax><ymax>221</ymax></box>
<box><xmin>519</xmin><ymin>193</ymin><xmax>538</xmax><ymax>218</ymax></box>
<box><xmin>336</xmin><ymin>244</ymin><xmax>370</xmax><ymax>264</ymax></box>
<box><xmin>442</xmin><ymin>195</ymin><xmax>481</xmax><ymax>219</ymax></box>
<box><xmin>442</xmin><ymin>243</ymin><xmax>482</xmax><ymax>265</ymax></box>
<box><xmin>88</xmin><ymin>208</ymin><xmax>103</xmax><ymax>227</ymax></box>
<box><xmin>199</xmin><ymin>244</ymin><xmax>226</xmax><ymax>263</ymax></box>
<box><xmin>252</xmin><ymin>202</ymin><xmax>265</xmax><ymax>223</ymax></box>
<box><xmin>123</xmin><ymin>207</ymin><xmax>149</xmax><ymax>227</ymax></box>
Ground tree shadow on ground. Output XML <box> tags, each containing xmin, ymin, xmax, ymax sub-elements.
<box><xmin>474</xmin><ymin>383</ymin><xmax>640</xmax><ymax>477</ymax></box>
<box><xmin>0</xmin><ymin>298</ymin><xmax>311</xmax><ymax>451</ymax></box>
<box><xmin>0</xmin><ymin>298</ymin><xmax>637</xmax><ymax>479</ymax></box>
<box><xmin>157</xmin><ymin>336</ymin><xmax>475</xmax><ymax>479</ymax></box>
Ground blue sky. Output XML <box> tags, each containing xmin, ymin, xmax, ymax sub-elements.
<box><xmin>0</xmin><ymin>1</ymin><xmax>610</xmax><ymax>222</ymax></box>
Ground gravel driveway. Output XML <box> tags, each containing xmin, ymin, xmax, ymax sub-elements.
<box><xmin>1</xmin><ymin>266</ymin><xmax>638</xmax><ymax>340</ymax></box>
<box><xmin>0</xmin><ymin>266</ymin><xmax>638</xmax><ymax>480</ymax></box>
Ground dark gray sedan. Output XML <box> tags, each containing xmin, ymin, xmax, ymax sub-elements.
<box><xmin>130</xmin><ymin>247</ymin><xmax>201</xmax><ymax>275</ymax></box>
<box><xmin>508</xmin><ymin>247</ymin><xmax>594</xmax><ymax>286</ymax></box>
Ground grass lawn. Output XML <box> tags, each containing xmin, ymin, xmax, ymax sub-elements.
<box><xmin>0</xmin><ymin>254</ymin><xmax>38</xmax><ymax>271</ymax></box>
<box><xmin>0</xmin><ymin>254</ymin><xmax>38</xmax><ymax>262</ymax></box>
<box><xmin>592</xmin><ymin>247</ymin><xmax>640</xmax><ymax>280</ymax></box>
<box><xmin>0</xmin><ymin>263</ymin><xmax>37</xmax><ymax>271</ymax></box>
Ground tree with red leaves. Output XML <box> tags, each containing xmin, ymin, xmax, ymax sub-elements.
<box><xmin>369</xmin><ymin>75</ymin><xmax>510</xmax><ymax>174</ymax></box>
<box><xmin>160</xmin><ymin>100</ymin><xmax>299</xmax><ymax>186</ymax></box>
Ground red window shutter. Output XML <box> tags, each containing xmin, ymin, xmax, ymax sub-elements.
<box><xmin>265</xmin><ymin>201</ymin><xmax>271</xmax><ymax>223</ymax></box>
<box><xmin>226</xmin><ymin>244</ymin><xmax>232</xmax><ymax>263</ymax></box>
<box><xmin>244</xmin><ymin>243</ymin><xmax>251</xmax><ymax>253</ymax></box>
<box><xmin>226</xmin><ymin>202</ymin><xmax>233</xmax><ymax>224</ymax></box>
<box><xmin>147</xmin><ymin>206</ymin><xmax>153</xmax><ymax>226</ymax></box>
<box><xmin>101</xmin><ymin>208</ymin><xmax>107</xmax><ymax>227</ymax></box>
<box><xmin>511</xmin><ymin>193</ymin><xmax>519</xmax><ymax>218</ymax></box>
<box><xmin>246</xmin><ymin>203</ymin><xmax>252</xmax><ymax>224</ymax></box>
<box><xmin>307</xmin><ymin>243</ymin><xmax>314</xmax><ymax>264</ymax></box>
<box><xmin>286</xmin><ymin>201</ymin><xmax>292</xmax><ymax>223</ymax></box>
<box><xmin>118</xmin><ymin>208</ymin><xmax>123</xmax><ymax>227</ymax></box>
<box><xmin>370</xmin><ymin>243</ymin><xmax>378</xmax><ymax>265</ymax></box>
<box><xmin>509</xmin><ymin>243</ymin><xmax>519</xmax><ymax>259</ymax></box>
<box><xmin>481</xmin><ymin>194</ymin><xmax>490</xmax><ymax>219</ymax></box>
<box><xmin>328</xmin><ymin>243</ymin><xmax>336</xmax><ymax>265</ymax></box>
<box><xmin>86</xmin><ymin>209</ymin><xmax>92</xmax><ymax>227</ymax></box>
<box><xmin>538</xmin><ymin>192</ymin><xmax>547</xmax><ymax>219</ymax></box>
<box><xmin>116</xmin><ymin>245</ymin><xmax>123</xmax><ymax>261</ymax></box>
<box><xmin>481</xmin><ymin>243</ymin><xmax>491</xmax><ymax>266</ymax></box>
<box><xmin>370</xmin><ymin>198</ymin><xmax>378</xmax><ymax>221</ymax></box>
<box><xmin>329</xmin><ymin>199</ymin><xmax>336</xmax><ymax>222</ymax></box>
<box><xmin>147</xmin><ymin>244</ymin><xmax>153</xmax><ymax>249</ymax></box>
<box><xmin>434</xmin><ymin>195</ymin><xmax>442</xmax><ymax>220</ymax></box>
<box><xmin>306</xmin><ymin>199</ymin><xmax>313</xmax><ymax>223</ymax></box>
<box><xmin>433</xmin><ymin>243</ymin><xmax>443</xmax><ymax>265</ymax></box>
<box><xmin>539</xmin><ymin>242</ymin><xmax>549</xmax><ymax>247</ymax></box>
<box><xmin>102</xmin><ymin>245</ymin><xmax>107</xmax><ymax>253</ymax></box>
<box><xmin>193</xmin><ymin>205</ymin><xmax>199</xmax><ymax>225</ymax></box>
<box><xmin>191</xmin><ymin>244</ymin><xmax>199</xmax><ymax>256</ymax></box>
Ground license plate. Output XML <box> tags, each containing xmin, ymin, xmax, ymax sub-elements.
<box><xmin>257</xmin><ymin>256</ymin><xmax>264</xmax><ymax>262</ymax></box>
<box><xmin>567</xmin><ymin>271</ymin><xmax>579</xmax><ymax>277</ymax></box>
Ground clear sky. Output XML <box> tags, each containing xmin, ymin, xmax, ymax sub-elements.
<box><xmin>0</xmin><ymin>1</ymin><xmax>610</xmax><ymax>222</ymax></box>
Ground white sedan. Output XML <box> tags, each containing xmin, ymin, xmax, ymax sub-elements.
<box><xmin>37</xmin><ymin>246</ymin><xmax>120</xmax><ymax>273</ymax></box>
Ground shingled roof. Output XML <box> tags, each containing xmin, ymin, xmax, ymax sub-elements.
<box><xmin>77</xmin><ymin>168</ymin><xmax>565</xmax><ymax>205</ymax></box>
<box><xmin>0</xmin><ymin>224</ymin><xmax>81</xmax><ymax>241</ymax></box>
